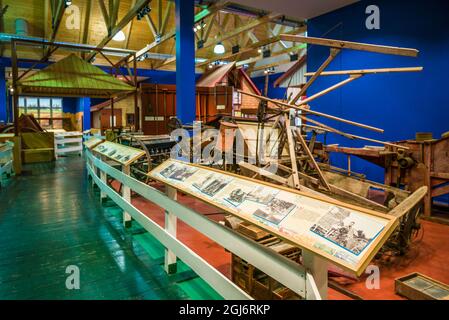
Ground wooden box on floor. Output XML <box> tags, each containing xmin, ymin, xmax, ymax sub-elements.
<box><xmin>21</xmin><ymin>132</ymin><xmax>55</xmax><ymax>164</ymax></box>
<box><xmin>395</xmin><ymin>272</ymin><xmax>449</xmax><ymax>300</ymax></box>
<box><xmin>226</xmin><ymin>217</ymin><xmax>302</xmax><ymax>300</ymax></box>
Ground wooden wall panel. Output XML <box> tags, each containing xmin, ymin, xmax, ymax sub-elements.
<box><xmin>140</xmin><ymin>84</ymin><xmax>233</xmax><ymax>135</ymax></box>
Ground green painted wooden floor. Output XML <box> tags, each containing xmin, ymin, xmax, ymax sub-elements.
<box><xmin>0</xmin><ymin>157</ymin><xmax>222</xmax><ymax>300</ymax></box>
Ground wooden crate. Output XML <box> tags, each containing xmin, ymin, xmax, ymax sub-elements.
<box><xmin>227</xmin><ymin>216</ymin><xmax>301</xmax><ymax>300</ymax></box>
<box><xmin>395</xmin><ymin>273</ymin><xmax>449</xmax><ymax>300</ymax></box>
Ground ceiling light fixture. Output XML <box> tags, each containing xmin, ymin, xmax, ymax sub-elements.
<box><xmin>112</xmin><ymin>30</ymin><xmax>126</xmax><ymax>42</ymax></box>
<box><xmin>214</xmin><ymin>42</ymin><xmax>225</xmax><ymax>54</ymax></box>
<box><xmin>65</xmin><ymin>0</ymin><xmax>72</xmax><ymax>7</ymax></box>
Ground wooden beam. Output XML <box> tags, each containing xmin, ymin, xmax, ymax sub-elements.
<box><xmin>212</xmin><ymin>13</ymin><xmax>231</xmax><ymax>46</ymax></box>
<box><xmin>131</xmin><ymin>1</ymin><xmax>230</xmax><ymax>62</ymax></box>
<box><xmin>81</xmin><ymin>0</ymin><xmax>93</xmax><ymax>59</ymax></box>
<box><xmin>44</xmin><ymin>0</ymin><xmax>50</xmax><ymax>39</ymax></box>
<box><xmin>43</xmin><ymin>0</ymin><xmax>65</xmax><ymax>60</ymax></box>
<box><xmin>145</xmin><ymin>14</ymin><xmax>158</xmax><ymax>38</ymax></box>
<box><xmin>291</xmin><ymin>48</ymin><xmax>340</xmax><ymax>104</ymax></box>
<box><xmin>432</xmin><ymin>184</ymin><xmax>449</xmax><ymax>198</ymax></box>
<box><xmin>109</xmin><ymin>0</ymin><xmax>121</xmax><ymax>33</ymax></box>
<box><xmin>284</xmin><ymin>114</ymin><xmax>301</xmax><ymax>189</ymax></box>
<box><xmin>160</xmin><ymin>0</ymin><xmax>172</xmax><ymax>36</ymax></box>
<box><xmin>280</xmin><ymin>35</ymin><xmax>419</xmax><ymax>57</ymax></box>
<box><xmin>295</xmin><ymin>74</ymin><xmax>362</xmax><ymax>107</ymax></box>
<box><xmin>295</xmin><ymin>128</ymin><xmax>330</xmax><ymax>190</ymax></box>
<box><xmin>196</xmin><ymin>27</ymin><xmax>304</xmax><ymax>68</ymax></box>
<box><xmin>238</xmin><ymin>162</ymin><xmax>288</xmax><ymax>185</ymax></box>
<box><xmin>87</xmin><ymin>0</ymin><xmax>151</xmax><ymax>62</ymax></box>
<box><xmin>238</xmin><ymin>90</ymin><xmax>385</xmax><ymax>133</ymax></box>
<box><xmin>300</xmin><ymin>117</ymin><xmax>408</xmax><ymax>149</ymax></box>
<box><xmin>98</xmin><ymin>0</ymin><xmax>110</xmax><ymax>29</ymax></box>
<box><xmin>199</xmin><ymin>13</ymin><xmax>282</xmax><ymax>51</ymax></box>
<box><xmin>389</xmin><ymin>186</ymin><xmax>427</xmax><ymax>218</ymax></box>
<box><xmin>250</xmin><ymin>58</ymin><xmax>292</xmax><ymax>72</ymax></box>
<box><xmin>237</xmin><ymin>45</ymin><xmax>304</xmax><ymax>67</ymax></box>
<box><xmin>157</xmin><ymin>0</ymin><xmax>162</xmax><ymax>33</ymax></box>
<box><xmin>124</xmin><ymin>0</ymin><xmax>137</xmax><ymax>49</ymax></box>
<box><xmin>203</xmin><ymin>14</ymin><xmax>216</xmax><ymax>41</ymax></box>
<box><xmin>304</xmin><ymin>67</ymin><xmax>424</xmax><ymax>77</ymax></box>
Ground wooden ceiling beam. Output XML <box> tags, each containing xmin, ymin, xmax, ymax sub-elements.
<box><xmin>198</xmin><ymin>12</ymin><xmax>282</xmax><ymax>51</ymax></box>
<box><xmin>236</xmin><ymin>44</ymin><xmax>305</xmax><ymax>67</ymax></box>
<box><xmin>98</xmin><ymin>0</ymin><xmax>110</xmax><ymax>29</ymax></box>
<box><xmin>249</xmin><ymin>58</ymin><xmax>292</xmax><ymax>73</ymax></box>
<box><xmin>157</xmin><ymin>15</ymin><xmax>299</xmax><ymax>69</ymax></box>
<box><xmin>43</xmin><ymin>0</ymin><xmax>66</xmax><ymax>60</ymax></box>
<box><xmin>87</xmin><ymin>0</ymin><xmax>151</xmax><ymax>62</ymax></box>
<box><xmin>124</xmin><ymin>0</ymin><xmax>137</xmax><ymax>49</ymax></box>
<box><xmin>280</xmin><ymin>35</ymin><xmax>419</xmax><ymax>57</ymax></box>
<box><xmin>131</xmin><ymin>0</ymin><xmax>230</xmax><ymax>63</ymax></box>
<box><xmin>160</xmin><ymin>1</ymin><xmax>172</xmax><ymax>36</ymax></box>
<box><xmin>81</xmin><ymin>0</ymin><xmax>93</xmax><ymax>59</ymax></box>
<box><xmin>145</xmin><ymin>14</ymin><xmax>158</xmax><ymax>38</ymax></box>
<box><xmin>202</xmin><ymin>14</ymin><xmax>216</xmax><ymax>42</ymax></box>
<box><xmin>196</xmin><ymin>26</ymin><xmax>304</xmax><ymax>68</ymax></box>
<box><xmin>157</xmin><ymin>0</ymin><xmax>162</xmax><ymax>33</ymax></box>
<box><xmin>109</xmin><ymin>0</ymin><xmax>121</xmax><ymax>34</ymax></box>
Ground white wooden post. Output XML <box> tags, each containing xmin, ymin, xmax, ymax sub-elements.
<box><xmin>100</xmin><ymin>155</ymin><xmax>107</xmax><ymax>202</ymax></box>
<box><xmin>303</xmin><ymin>249</ymin><xmax>328</xmax><ymax>300</ymax></box>
<box><xmin>165</xmin><ymin>185</ymin><xmax>178</xmax><ymax>274</ymax></box>
<box><xmin>122</xmin><ymin>164</ymin><xmax>132</xmax><ymax>228</ymax></box>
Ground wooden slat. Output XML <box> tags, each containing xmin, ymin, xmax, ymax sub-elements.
<box><xmin>389</xmin><ymin>186</ymin><xmax>427</xmax><ymax>218</ymax></box>
<box><xmin>305</xmin><ymin>67</ymin><xmax>424</xmax><ymax>77</ymax></box>
<box><xmin>280</xmin><ymin>35</ymin><xmax>419</xmax><ymax>57</ymax></box>
<box><xmin>238</xmin><ymin>89</ymin><xmax>385</xmax><ymax>134</ymax></box>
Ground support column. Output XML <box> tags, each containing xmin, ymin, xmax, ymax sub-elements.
<box><xmin>303</xmin><ymin>249</ymin><xmax>328</xmax><ymax>300</ymax></box>
<box><xmin>0</xmin><ymin>65</ymin><xmax>6</xmax><ymax>123</ymax></box>
<box><xmin>82</xmin><ymin>97</ymin><xmax>91</xmax><ymax>131</ymax></box>
<box><xmin>175</xmin><ymin>0</ymin><xmax>196</xmax><ymax>125</ymax></box>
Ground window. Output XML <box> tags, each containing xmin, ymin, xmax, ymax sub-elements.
<box><xmin>18</xmin><ymin>97</ymin><xmax>64</xmax><ymax>129</ymax></box>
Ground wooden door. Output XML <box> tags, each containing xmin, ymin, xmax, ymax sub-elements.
<box><xmin>100</xmin><ymin>109</ymin><xmax>122</xmax><ymax>130</ymax></box>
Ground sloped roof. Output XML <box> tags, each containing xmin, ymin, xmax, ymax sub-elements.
<box><xmin>196</xmin><ymin>62</ymin><xmax>237</xmax><ymax>87</ymax></box>
<box><xmin>17</xmin><ymin>54</ymin><xmax>136</xmax><ymax>98</ymax></box>
<box><xmin>196</xmin><ymin>62</ymin><xmax>261</xmax><ymax>95</ymax></box>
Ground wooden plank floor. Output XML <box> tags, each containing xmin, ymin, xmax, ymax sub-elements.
<box><xmin>0</xmin><ymin>157</ymin><xmax>222</xmax><ymax>300</ymax></box>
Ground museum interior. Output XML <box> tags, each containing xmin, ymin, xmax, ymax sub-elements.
<box><xmin>0</xmin><ymin>0</ymin><xmax>448</xmax><ymax>301</ymax></box>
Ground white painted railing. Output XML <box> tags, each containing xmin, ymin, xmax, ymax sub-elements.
<box><xmin>0</xmin><ymin>142</ymin><xmax>14</xmax><ymax>188</ymax></box>
<box><xmin>85</xmin><ymin>149</ymin><xmax>322</xmax><ymax>300</ymax></box>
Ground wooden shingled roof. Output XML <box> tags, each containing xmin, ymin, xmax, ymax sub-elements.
<box><xmin>17</xmin><ymin>54</ymin><xmax>136</xmax><ymax>98</ymax></box>
<box><xmin>196</xmin><ymin>62</ymin><xmax>261</xmax><ymax>94</ymax></box>
<box><xmin>196</xmin><ymin>62</ymin><xmax>237</xmax><ymax>87</ymax></box>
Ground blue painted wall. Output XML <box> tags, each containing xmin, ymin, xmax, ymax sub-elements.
<box><xmin>305</xmin><ymin>0</ymin><xmax>449</xmax><ymax>183</ymax></box>
<box><xmin>252</xmin><ymin>73</ymin><xmax>288</xmax><ymax>100</ymax></box>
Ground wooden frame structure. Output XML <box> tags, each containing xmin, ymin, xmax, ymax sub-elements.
<box><xmin>10</xmin><ymin>37</ymin><xmax>140</xmax><ymax>134</ymax></box>
<box><xmin>279</xmin><ymin>35</ymin><xmax>421</xmax><ymax>105</ymax></box>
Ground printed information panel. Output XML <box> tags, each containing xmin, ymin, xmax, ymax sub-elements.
<box><xmin>83</xmin><ymin>137</ymin><xmax>103</xmax><ymax>150</ymax></box>
<box><xmin>93</xmin><ymin>141</ymin><xmax>145</xmax><ymax>166</ymax></box>
<box><xmin>149</xmin><ymin>159</ymin><xmax>398</xmax><ymax>275</ymax></box>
